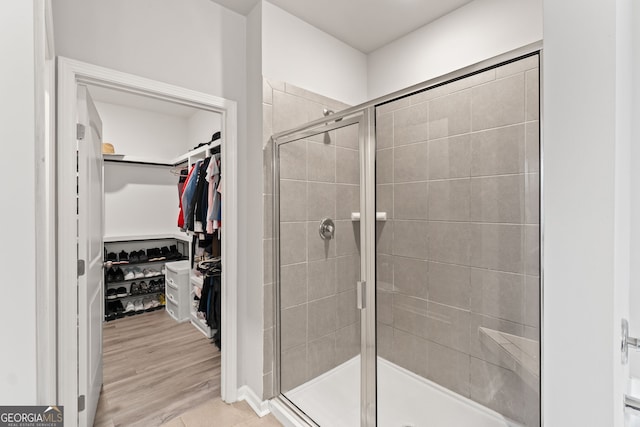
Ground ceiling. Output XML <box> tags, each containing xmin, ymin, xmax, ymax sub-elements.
<box><xmin>212</xmin><ymin>0</ymin><xmax>473</xmax><ymax>53</ymax></box>
<box><xmin>88</xmin><ymin>85</ymin><xmax>204</xmax><ymax>118</ymax></box>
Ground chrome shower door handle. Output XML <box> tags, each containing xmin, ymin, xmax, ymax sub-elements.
<box><xmin>622</xmin><ymin>318</ymin><xmax>640</xmax><ymax>364</ymax></box>
<box><xmin>319</xmin><ymin>218</ymin><xmax>335</xmax><ymax>240</ymax></box>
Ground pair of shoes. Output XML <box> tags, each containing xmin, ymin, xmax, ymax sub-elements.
<box><xmin>168</xmin><ymin>245</ymin><xmax>183</xmax><ymax>259</ymax></box>
<box><xmin>118</xmin><ymin>250</ymin><xmax>129</xmax><ymax>263</ymax></box>
<box><xmin>139</xmin><ymin>281</ymin><xmax>149</xmax><ymax>293</ymax></box>
<box><xmin>106</xmin><ymin>300</ymin><xmax>124</xmax><ymax>320</ymax></box>
<box><xmin>130</xmin><ymin>282</ymin><xmax>150</xmax><ymax>295</ymax></box>
<box><xmin>149</xmin><ymin>295</ymin><xmax>161</xmax><ymax>308</ymax></box>
<box><xmin>106</xmin><ymin>286</ymin><xmax>128</xmax><ymax>299</ymax></box>
<box><xmin>106</xmin><ymin>252</ymin><xmax>118</xmax><ymax>262</ymax></box>
<box><xmin>147</xmin><ymin>248</ymin><xmax>166</xmax><ymax>262</ymax></box>
<box><xmin>124</xmin><ymin>300</ymin><xmax>135</xmax><ymax>314</ymax></box>
<box><xmin>149</xmin><ymin>279</ymin><xmax>165</xmax><ymax>293</ymax></box>
<box><xmin>129</xmin><ymin>250</ymin><xmax>148</xmax><ymax>263</ymax></box>
<box><xmin>106</xmin><ymin>267</ymin><xmax>124</xmax><ymax>282</ymax></box>
<box><xmin>123</xmin><ymin>267</ymin><xmax>145</xmax><ymax>280</ymax></box>
<box><xmin>143</xmin><ymin>268</ymin><xmax>161</xmax><ymax>278</ymax></box>
<box><xmin>158</xmin><ymin>294</ymin><xmax>166</xmax><ymax>306</ymax></box>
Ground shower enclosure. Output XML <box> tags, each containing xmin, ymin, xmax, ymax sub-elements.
<box><xmin>272</xmin><ymin>51</ymin><xmax>541</xmax><ymax>427</ymax></box>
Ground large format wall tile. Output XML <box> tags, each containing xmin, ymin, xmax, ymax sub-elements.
<box><xmin>392</xmin><ymin>220</ymin><xmax>429</xmax><ymax>259</ymax></box>
<box><xmin>307</xmin><ymin>182</ymin><xmax>336</xmax><ymax>221</ymax></box>
<box><xmin>429</xmin><ymin>90</ymin><xmax>471</xmax><ymax>139</ymax></box>
<box><xmin>428</xmin><ymin>178</ymin><xmax>471</xmax><ymax>221</ymax></box>
<box><xmin>308</xmin><ymin>258</ymin><xmax>337</xmax><ymax>301</ymax></box>
<box><xmin>308</xmin><ymin>334</ymin><xmax>337</xmax><ymax>379</ymax></box>
<box><xmin>470</xmin><ymin>223</ymin><xmax>524</xmax><ymax>273</ymax></box>
<box><xmin>470</xmin><ymin>268</ymin><xmax>525</xmax><ymax>324</ymax></box>
<box><xmin>336</xmin><ymin>184</ymin><xmax>360</xmax><ymax>220</ymax></box>
<box><xmin>376</xmin><ymin>113</ymin><xmax>393</xmax><ymax>150</ymax></box>
<box><xmin>428</xmin><ymin>341</ymin><xmax>471</xmax><ymax>397</ymax></box>
<box><xmin>470</xmin><ymin>175</ymin><xmax>524</xmax><ymax>223</ymax></box>
<box><xmin>394</xmin><ymin>182</ymin><xmax>428</xmax><ymax>219</ymax></box>
<box><xmin>280</xmin><ymin>344</ymin><xmax>308</xmax><ymax>392</ymax></box>
<box><xmin>470</xmin><ymin>124</ymin><xmax>525</xmax><ymax>176</ymax></box>
<box><xmin>279</xmin><ymin>141</ymin><xmax>307</xmax><ymax>180</ymax></box>
<box><xmin>280</xmin><ymin>180</ymin><xmax>307</xmax><ymax>222</ymax></box>
<box><xmin>336</xmin><ymin>123</ymin><xmax>359</xmax><ymax>150</ymax></box>
<box><xmin>394</xmin><ymin>142</ymin><xmax>429</xmax><ymax>182</ymax></box>
<box><xmin>281</xmin><ymin>304</ymin><xmax>307</xmax><ymax>350</ymax></box>
<box><xmin>307</xmin><ymin>141</ymin><xmax>336</xmax><ymax>183</ymax></box>
<box><xmin>336</xmin><ymin>147</ymin><xmax>360</xmax><ymax>185</ymax></box>
<box><xmin>308</xmin><ymin>296</ymin><xmax>337</xmax><ymax>340</ymax></box>
<box><xmin>428</xmin><ymin>134</ymin><xmax>471</xmax><ymax>180</ymax></box>
<box><xmin>280</xmin><ymin>222</ymin><xmax>307</xmax><ymax>265</ymax></box>
<box><xmin>470</xmin><ymin>357</ymin><xmax>525</xmax><ymax>424</ymax></box>
<box><xmin>394</xmin><ymin>103</ymin><xmax>429</xmax><ymax>146</ymax></box>
<box><xmin>393</xmin><ymin>257</ymin><xmax>429</xmax><ymax>299</ymax></box>
<box><xmin>280</xmin><ymin>263</ymin><xmax>307</xmax><ymax>309</ymax></box>
<box><xmin>428</xmin><ymin>221</ymin><xmax>471</xmax><ymax>265</ymax></box>
<box><xmin>472</xmin><ymin>74</ymin><xmax>525</xmax><ymax>131</ymax></box>
<box><xmin>428</xmin><ymin>261</ymin><xmax>471</xmax><ymax>309</ymax></box>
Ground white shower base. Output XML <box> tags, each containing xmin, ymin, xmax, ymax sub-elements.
<box><xmin>284</xmin><ymin>356</ymin><xmax>522</xmax><ymax>427</ymax></box>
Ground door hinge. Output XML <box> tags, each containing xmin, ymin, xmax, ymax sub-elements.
<box><xmin>78</xmin><ymin>394</ymin><xmax>85</xmax><ymax>412</ymax></box>
<box><xmin>76</xmin><ymin>123</ymin><xmax>85</xmax><ymax>140</ymax></box>
<box><xmin>357</xmin><ymin>281</ymin><xmax>366</xmax><ymax>310</ymax></box>
<box><xmin>77</xmin><ymin>259</ymin><xmax>85</xmax><ymax>276</ymax></box>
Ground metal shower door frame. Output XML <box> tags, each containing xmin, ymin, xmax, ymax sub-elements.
<box><xmin>272</xmin><ymin>110</ymin><xmax>378</xmax><ymax>427</ymax></box>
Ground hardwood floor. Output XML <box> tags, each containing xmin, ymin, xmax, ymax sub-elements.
<box><xmin>95</xmin><ymin>310</ymin><xmax>221</xmax><ymax>427</ymax></box>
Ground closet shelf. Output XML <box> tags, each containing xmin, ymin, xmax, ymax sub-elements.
<box><xmin>104</xmin><ymin>305</ymin><xmax>166</xmax><ymax>322</ymax></box>
<box><xmin>106</xmin><ymin>276</ymin><xmax>165</xmax><ymax>285</ymax></box>
<box><xmin>105</xmin><ymin>257</ymin><xmax>187</xmax><ymax>268</ymax></box>
<box><xmin>104</xmin><ymin>233</ymin><xmax>191</xmax><ymax>243</ymax></box>
<box><xmin>105</xmin><ymin>291</ymin><xmax>164</xmax><ymax>300</ymax></box>
<box><xmin>102</xmin><ymin>139</ymin><xmax>221</xmax><ymax>167</ymax></box>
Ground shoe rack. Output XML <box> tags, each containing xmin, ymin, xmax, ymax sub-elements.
<box><xmin>103</xmin><ymin>236</ymin><xmax>189</xmax><ymax>321</ymax></box>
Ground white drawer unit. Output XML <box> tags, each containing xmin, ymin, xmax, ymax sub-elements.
<box><xmin>165</xmin><ymin>260</ymin><xmax>191</xmax><ymax>322</ymax></box>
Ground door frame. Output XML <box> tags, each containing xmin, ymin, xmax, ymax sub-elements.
<box><xmin>269</xmin><ymin>43</ymin><xmax>543</xmax><ymax>427</ymax></box>
<box><xmin>271</xmin><ymin>113</ymin><xmax>378</xmax><ymax>426</ymax></box>
<box><xmin>56</xmin><ymin>57</ymin><xmax>239</xmax><ymax>426</ymax></box>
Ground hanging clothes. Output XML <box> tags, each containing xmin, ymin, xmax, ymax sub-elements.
<box><xmin>178</xmin><ymin>162</ymin><xmax>199</xmax><ymax>230</ymax></box>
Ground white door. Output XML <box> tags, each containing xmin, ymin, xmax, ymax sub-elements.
<box><xmin>77</xmin><ymin>84</ymin><xmax>104</xmax><ymax>427</ymax></box>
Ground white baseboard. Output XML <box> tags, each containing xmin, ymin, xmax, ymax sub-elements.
<box><xmin>269</xmin><ymin>398</ymin><xmax>309</xmax><ymax>427</ymax></box>
<box><xmin>237</xmin><ymin>385</ymin><xmax>271</xmax><ymax>417</ymax></box>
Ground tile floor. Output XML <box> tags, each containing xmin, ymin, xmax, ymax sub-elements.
<box><xmin>160</xmin><ymin>398</ymin><xmax>283</xmax><ymax>427</ymax></box>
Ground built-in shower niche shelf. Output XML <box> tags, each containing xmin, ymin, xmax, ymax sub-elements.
<box><xmin>478</xmin><ymin>327</ymin><xmax>539</xmax><ymax>391</ymax></box>
<box><xmin>350</xmin><ymin>212</ymin><xmax>387</xmax><ymax>221</ymax></box>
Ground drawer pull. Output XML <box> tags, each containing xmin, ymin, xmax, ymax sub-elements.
<box><xmin>168</xmin><ymin>294</ymin><xmax>176</xmax><ymax>303</ymax></box>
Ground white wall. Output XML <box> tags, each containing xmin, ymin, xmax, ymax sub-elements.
<box><xmin>367</xmin><ymin>0</ymin><xmax>543</xmax><ymax>99</ymax></box>
<box><xmin>103</xmin><ymin>163</ymin><xmax>179</xmax><ymax>238</ymax></box>
<box><xmin>187</xmin><ymin>110</ymin><xmax>222</xmax><ymax>149</ymax></box>
<box><xmin>94</xmin><ymin>101</ymin><xmax>190</xmax><ymax>159</ymax></box>
<box><xmin>243</xmin><ymin>1</ymin><xmax>265</xmax><ymax>397</ymax></box>
<box><xmin>629</xmin><ymin>0</ymin><xmax>640</xmax><ymax>380</ymax></box>
<box><xmin>0</xmin><ymin>0</ymin><xmax>38</xmax><ymax>404</ymax></box>
<box><xmin>543</xmin><ymin>0</ymin><xmax>631</xmax><ymax>425</ymax></box>
<box><xmin>261</xmin><ymin>1</ymin><xmax>368</xmax><ymax>106</ymax></box>
<box><xmin>52</xmin><ymin>0</ymin><xmax>259</xmax><ymax>398</ymax></box>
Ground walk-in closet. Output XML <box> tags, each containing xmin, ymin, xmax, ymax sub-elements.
<box><xmin>86</xmin><ymin>83</ymin><xmax>226</xmax><ymax>425</ymax></box>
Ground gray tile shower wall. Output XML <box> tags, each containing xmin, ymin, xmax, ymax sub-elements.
<box><xmin>376</xmin><ymin>55</ymin><xmax>540</xmax><ymax>426</ymax></box>
<box><xmin>262</xmin><ymin>80</ymin><xmax>354</xmax><ymax>398</ymax></box>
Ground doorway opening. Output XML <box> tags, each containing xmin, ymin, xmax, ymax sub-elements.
<box><xmin>56</xmin><ymin>58</ymin><xmax>239</xmax><ymax>427</ymax></box>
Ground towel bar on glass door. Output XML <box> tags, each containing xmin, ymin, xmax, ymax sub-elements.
<box><xmin>350</xmin><ymin>212</ymin><xmax>387</xmax><ymax>221</ymax></box>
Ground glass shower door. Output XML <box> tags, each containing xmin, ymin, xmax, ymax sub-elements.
<box><xmin>275</xmin><ymin>116</ymin><xmax>371</xmax><ymax>426</ymax></box>
<box><xmin>375</xmin><ymin>54</ymin><xmax>541</xmax><ymax>426</ymax></box>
